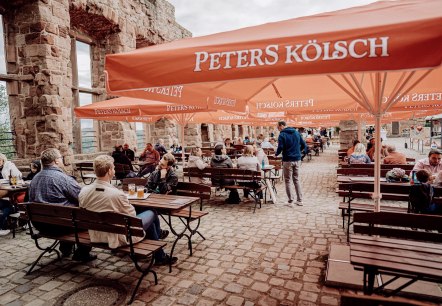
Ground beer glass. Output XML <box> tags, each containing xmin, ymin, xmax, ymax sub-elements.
<box><xmin>136</xmin><ymin>185</ymin><xmax>145</xmax><ymax>198</ymax></box>
<box><xmin>128</xmin><ymin>184</ymin><xmax>136</xmax><ymax>196</ymax></box>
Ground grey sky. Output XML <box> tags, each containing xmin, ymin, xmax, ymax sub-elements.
<box><xmin>168</xmin><ymin>0</ymin><xmax>377</xmax><ymax>37</ymax></box>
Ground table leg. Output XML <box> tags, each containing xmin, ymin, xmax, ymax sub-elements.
<box><xmin>159</xmin><ymin>213</ymin><xmax>190</xmax><ymax>273</ymax></box>
<box><xmin>264</xmin><ymin>178</ymin><xmax>277</xmax><ymax>204</ymax></box>
<box><xmin>364</xmin><ymin>267</ymin><xmax>377</xmax><ymax>295</ymax></box>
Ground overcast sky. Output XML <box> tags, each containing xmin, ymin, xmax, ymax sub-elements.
<box><xmin>168</xmin><ymin>0</ymin><xmax>377</xmax><ymax>37</ymax></box>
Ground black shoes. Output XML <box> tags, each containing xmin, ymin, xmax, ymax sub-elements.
<box><xmin>154</xmin><ymin>254</ymin><xmax>178</xmax><ymax>266</ymax></box>
<box><xmin>160</xmin><ymin>229</ymin><xmax>169</xmax><ymax>240</ymax></box>
<box><xmin>72</xmin><ymin>253</ymin><xmax>97</xmax><ymax>262</ymax></box>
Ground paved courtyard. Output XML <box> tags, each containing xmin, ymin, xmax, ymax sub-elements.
<box><xmin>0</xmin><ymin>138</ymin><xmax>432</xmax><ymax>306</ymax></box>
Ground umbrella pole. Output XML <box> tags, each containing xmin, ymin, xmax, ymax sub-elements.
<box><xmin>373</xmin><ymin>114</ymin><xmax>382</xmax><ymax>212</ymax></box>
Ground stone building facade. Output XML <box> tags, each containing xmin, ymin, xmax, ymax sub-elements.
<box><xmin>0</xmin><ymin>0</ymin><xmax>275</xmax><ymax>168</ymax></box>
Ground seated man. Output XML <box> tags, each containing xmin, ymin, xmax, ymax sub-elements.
<box><xmin>412</xmin><ymin>149</ymin><xmax>442</xmax><ymax>183</ymax></box>
<box><xmin>146</xmin><ymin>153</ymin><xmax>178</xmax><ymax>194</ymax></box>
<box><xmin>383</xmin><ymin>145</ymin><xmax>407</xmax><ymax>164</ymax></box>
<box><xmin>122</xmin><ymin>143</ymin><xmax>135</xmax><ymax>161</ymax></box>
<box><xmin>139</xmin><ymin>143</ymin><xmax>160</xmax><ymax>177</ymax></box>
<box><xmin>28</xmin><ymin>148</ymin><xmax>95</xmax><ymax>262</ymax></box>
<box><xmin>154</xmin><ymin>138</ymin><xmax>168</xmax><ymax>158</ymax></box>
<box><xmin>79</xmin><ymin>155</ymin><xmax>176</xmax><ymax>265</ymax></box>
<box><xmin>112</xmin><ymin>145</ymin><xmax>134</xmax><ymax>172</ymax></box>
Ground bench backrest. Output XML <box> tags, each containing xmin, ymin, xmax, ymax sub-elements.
<box><xmin>25</xmin><ymin>203</ymin><xmax>144</xmax><ymax>238</ymax></box>
<box><xmin>353</xmin><ymin>212</ymin><xmax>442</xmax><ymax>242</ymax></box>
<box><xmin>337</xmin><ymin>167</ymin><xmax>413</xmax><ymax>177</ymax></box>
<box><xmin>340</xmin><ymin>163</ymin><xmax>414</xmax><ymax>170</ymax></box>
<box><xmin>338</xmin><ymin>182</ymin><xmax>411</xmax><ymax>201</ymax></box>
<box><xmin>174</xmin><ymin>182</ymin><xmax>211</xmax><ymax>200</ymax></box>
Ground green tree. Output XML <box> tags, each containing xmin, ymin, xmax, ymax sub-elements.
<box><xmin>0</xmin><ymin>82</ymin><xmax>14</xmax><ymax>158</ymax></box>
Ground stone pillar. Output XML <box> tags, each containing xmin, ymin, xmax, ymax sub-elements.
<box><xmin>339</xmin><ymin>120</ymin><xmax>360</xmax><ymax>150</ymax></box>
<box><xmin>184</xmin><ymin>123</ymin><xmax>201</xmax><ymax>146</ymax></box>
<box><xmin>6</xmin><ymin>1</ymin><xmax>75</xmax><ymax>166</ymax></box>
<box><xmin>150</xmin><ymin>118</ymin><xmax>178</xmax><ymax>147</ymax></box>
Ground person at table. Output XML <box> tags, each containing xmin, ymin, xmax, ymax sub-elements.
<box><xmin>154</xmin><ymin>138</ymin><xmax>168</xmax><ymax>157</ymax></box>
<box><xmin>348</xmin><ymin>143</ymin><xmax>371</xmax><ymax>164</ymax></box>
<box><xmin>112</xmin><ymin>145</ymin><xmax>134</xmax><ymax>172</ymax></box>
<box><xmin>235</xmin><ymin>137</ymin><xmax>243</xmax><ymax>145</ymax></box>
<box><xmin>409</xmin><ymin>169</ymin><xmax>441</xmax><ymax>214</ymax></box>
<box><xmin>383</xmin><ymin>145</ymin><xmax>407</xmax><ymax>165</ymax></box>
<box><xmin>269</xmin><ymin>138</ymin><xmax>278</xmax><ymax>149</ymax></box>
<box><xmin>260</xmin><ymin>138</ymin><xmax>274</xmax><ymax>149</ymax></box>
<box><xmin>138</xmin><ymin>143</ymin><xmax>160</xmax><ymax>177</ymax></box>
<box><xmin>122</xmin><ymin>143</ymin><xmax>135</xmax><ymax>161</ymax></box>
<box><xmin>346</xmin><ymin>140</ymin><xmax>360</xmax><ymax>156</ymax></box>
<box><xmin>170</xmin><ymin>138</ymin><xmax>182</xmax><ymax>153</ymax></box>
<box><xmin>146</xmin><ymin>153</ymin><xmax>178</xmax><ymax>194</ymax></box>
<box><xmin>28</xmin><ymin>148</ymin><xmax>95</xmax><ymax>261</ymax></box>
<box><xmin>25</xmin><ymin>160</ymin><xmax>41</xmax><ymax>181</ymax></box>
<box><xmin>412</xmin><ymin>149</ymin><xmax>442</xmax><ymax>183</ymax></box>
<box><xmin>254</xmin><ymin>144</ymin><xmax>269</xmax><ymax>167</ymax></box>
<box><xmin>79</xmin><ymin>155</ymin><xmax>176</xmax><ymax>266</ymax></box>
<box><xmin>238</xmin><ymin>145</ymin><xmax>262</xmax><ymax>200</ymax></box>
<box><xmin>224</xmin><ymin>138</ymin><xmax>232</xmax><ymax>148</ymax></box>
<box><xmin>187</xmin><ymin>147</ymin><xmax>210</xmax><ymax>184</ymax></box>
<box><xmin>211</xmin><ymin>144</ymin><xmax>241</xmax><ymax>204</ymax></box>
<box><xmin>0</xmin><ymin>153</ymin><xmax>22</xmax><ymax>236</ymax></box>
<box><xmin>366</xmin><ymin>138</ymin><xmax>387</xmax><ymax>161</ymax></box>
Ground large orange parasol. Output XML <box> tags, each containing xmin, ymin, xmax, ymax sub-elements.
<box><xmin>105</xmin><ymin>0</ymin><xmax>442</xmax><ymax>210</ymax></box>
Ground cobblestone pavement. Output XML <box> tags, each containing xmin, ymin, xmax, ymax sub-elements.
<box><xmin>0</xmin><ymin>138</ymin><xmax>431</xmax><ymax>306</ymax></box>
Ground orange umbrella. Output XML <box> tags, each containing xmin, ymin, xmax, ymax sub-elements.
<box><xmin>106</xmin><ymin>0</ymin><xmax>441</xmax><ymax>87</ymax></box>
<box><xmin>105</xmin><ymin>0</ymin><xmax>442</xmax><ymax>211</ymax></box>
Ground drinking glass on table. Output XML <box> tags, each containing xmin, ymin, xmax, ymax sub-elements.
<box><xmin>136</xmin><ymin>185</ymin><xmax>145</xmax><ymax>198</ymax></box>
<box><xmin>128</xmin><ymin>183</ymin><xmax>136</xmax><ymax>196</ymax></box>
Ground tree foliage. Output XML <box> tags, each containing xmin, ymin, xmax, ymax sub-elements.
<box><xmin>0</xmin><ymin>82</ymin><xmax>14</xmax><ymax>158</ymax></box>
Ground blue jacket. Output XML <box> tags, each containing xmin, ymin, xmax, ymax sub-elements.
<box><xmin>276</xmin><ymin>127</ymin><xmax>306</xmax><ymax>162</ymax></box>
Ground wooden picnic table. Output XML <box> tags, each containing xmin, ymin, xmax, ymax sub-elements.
<box><xmin>130</xmin><ymin>194</ymin><xmax>200</xmax><ymax>272</ymax></box>
<box><xmin>350</xmin><ymin>235</ymin><xmax>442</xmax><ymax>296</ymax></box>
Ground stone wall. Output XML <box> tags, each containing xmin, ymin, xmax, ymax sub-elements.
<box><xmin>0</xmin><ymin>0</ymin><xmax>190</xmax><ymax>166</ymax></box>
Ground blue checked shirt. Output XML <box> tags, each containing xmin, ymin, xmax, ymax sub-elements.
<box><xmin>29</xmin><ymin>166</ymin><xmax>81</xmax><ymax>206</ymax></box>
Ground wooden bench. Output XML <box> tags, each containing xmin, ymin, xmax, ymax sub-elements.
<box><xmin>350</xmin><ymin>212</ymin><xmax>442</xmax><ymax>297</ymax></box>
<box><xmin>23</xmin><ymin>202</ymin><xmax>166</xmax><ymax>304</ymax></box>
<box><xmin>183</xmin><ymin>167</ymin><xmax>267</xmax><ymax>212</ymax></box>
<box><xmin>74</xmin><ymin>161</ymin><xmax>96</xmax><ymax>185</ymax></box>
<box><xmin>338</xmin><ymin>182</ymin><xmax>412</xmax><ymax>240</ymax></box>
<box><xmin>339</xmin><ymin>163</ymin><xmax>415</xmax><ymax>170</ymax></box>
<box><xmin>337</xmin><ymin>167</ymin><xmax>414</xmax><ymax>177</ymax></box>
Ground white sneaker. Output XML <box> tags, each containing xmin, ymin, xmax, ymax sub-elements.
<box><xmin>0</xmin><ymin>229</ymin><xmax>10</xmax><ymax>236</ymax></box>
<box><xmin>295</xmin><ymin>201</ymin><xmax>303</xmax><ymax>206</ymax></box>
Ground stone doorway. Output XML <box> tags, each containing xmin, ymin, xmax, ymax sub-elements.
<box><xmin>201</xmin><ymin>124</ymin><xmax>209</xmax><ymax>142</ymax></box>
<box><xmin>392</xmin><ymin>122</ymin><xmax>400</xmax><ymax>135</ymax></box>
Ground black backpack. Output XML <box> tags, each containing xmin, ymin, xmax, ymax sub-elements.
<box><xmin>409</xmin><ymin>183</ymin><xmax>433</xmax><ymax>213</ymax></box>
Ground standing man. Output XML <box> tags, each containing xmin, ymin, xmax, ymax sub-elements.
<box><xmin>275</xmin><ymin>121</ymin><xmax>306</xmax><ymax>207</ymax></box>
<box><xmin>28</xmin><ymin>148</ymin><xmax>96</xmax><ymax>262</ymax></box>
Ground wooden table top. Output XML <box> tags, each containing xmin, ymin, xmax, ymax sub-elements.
<box><xmin>130</xmin><ymin>193</ymin><xmax>199</xmax><ymax>211</ymax></box>
<box><xmin>350</xmin><ymin>235</ymin><xmax>442</xmax><ymax>280</ymax></box>
<box><xmin>0</xmin><ymin>181</ymin><xmax>29</xmax><ymax>192</ymax></box>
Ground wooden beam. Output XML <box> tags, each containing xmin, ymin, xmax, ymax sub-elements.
<box><xmin>0</xmin><ymin>73</ymin><xmax>34</xmax><ymax>81</ymax></box>
<box><xmin>72</xmin><ymin>86</ymin><xmax>106</xmax><ymax>95</ymax></box>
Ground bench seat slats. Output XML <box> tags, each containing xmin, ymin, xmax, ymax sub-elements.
<box><xmin>351</xmin><ymin>250</ymin><xmax>442</xmax><ymax>270</ymax></box>
<box><xmin>351</xmin><ymin>244</ymin><xmax>442</xmax><ymax>262</ymax></box>
<box><xmin>350</xmin><ymin>256</ymin><xmax>442</xmax><ymax>279</ymax></box>
<box><xmin>351</xmin><ymin>235</ymin><xmax>442</xmax><ymax>252</ymax></box>
<box><xmin>170</xmin><ymin>209</ymin><xmax>208</xmax><ymax>220</ymax></box>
